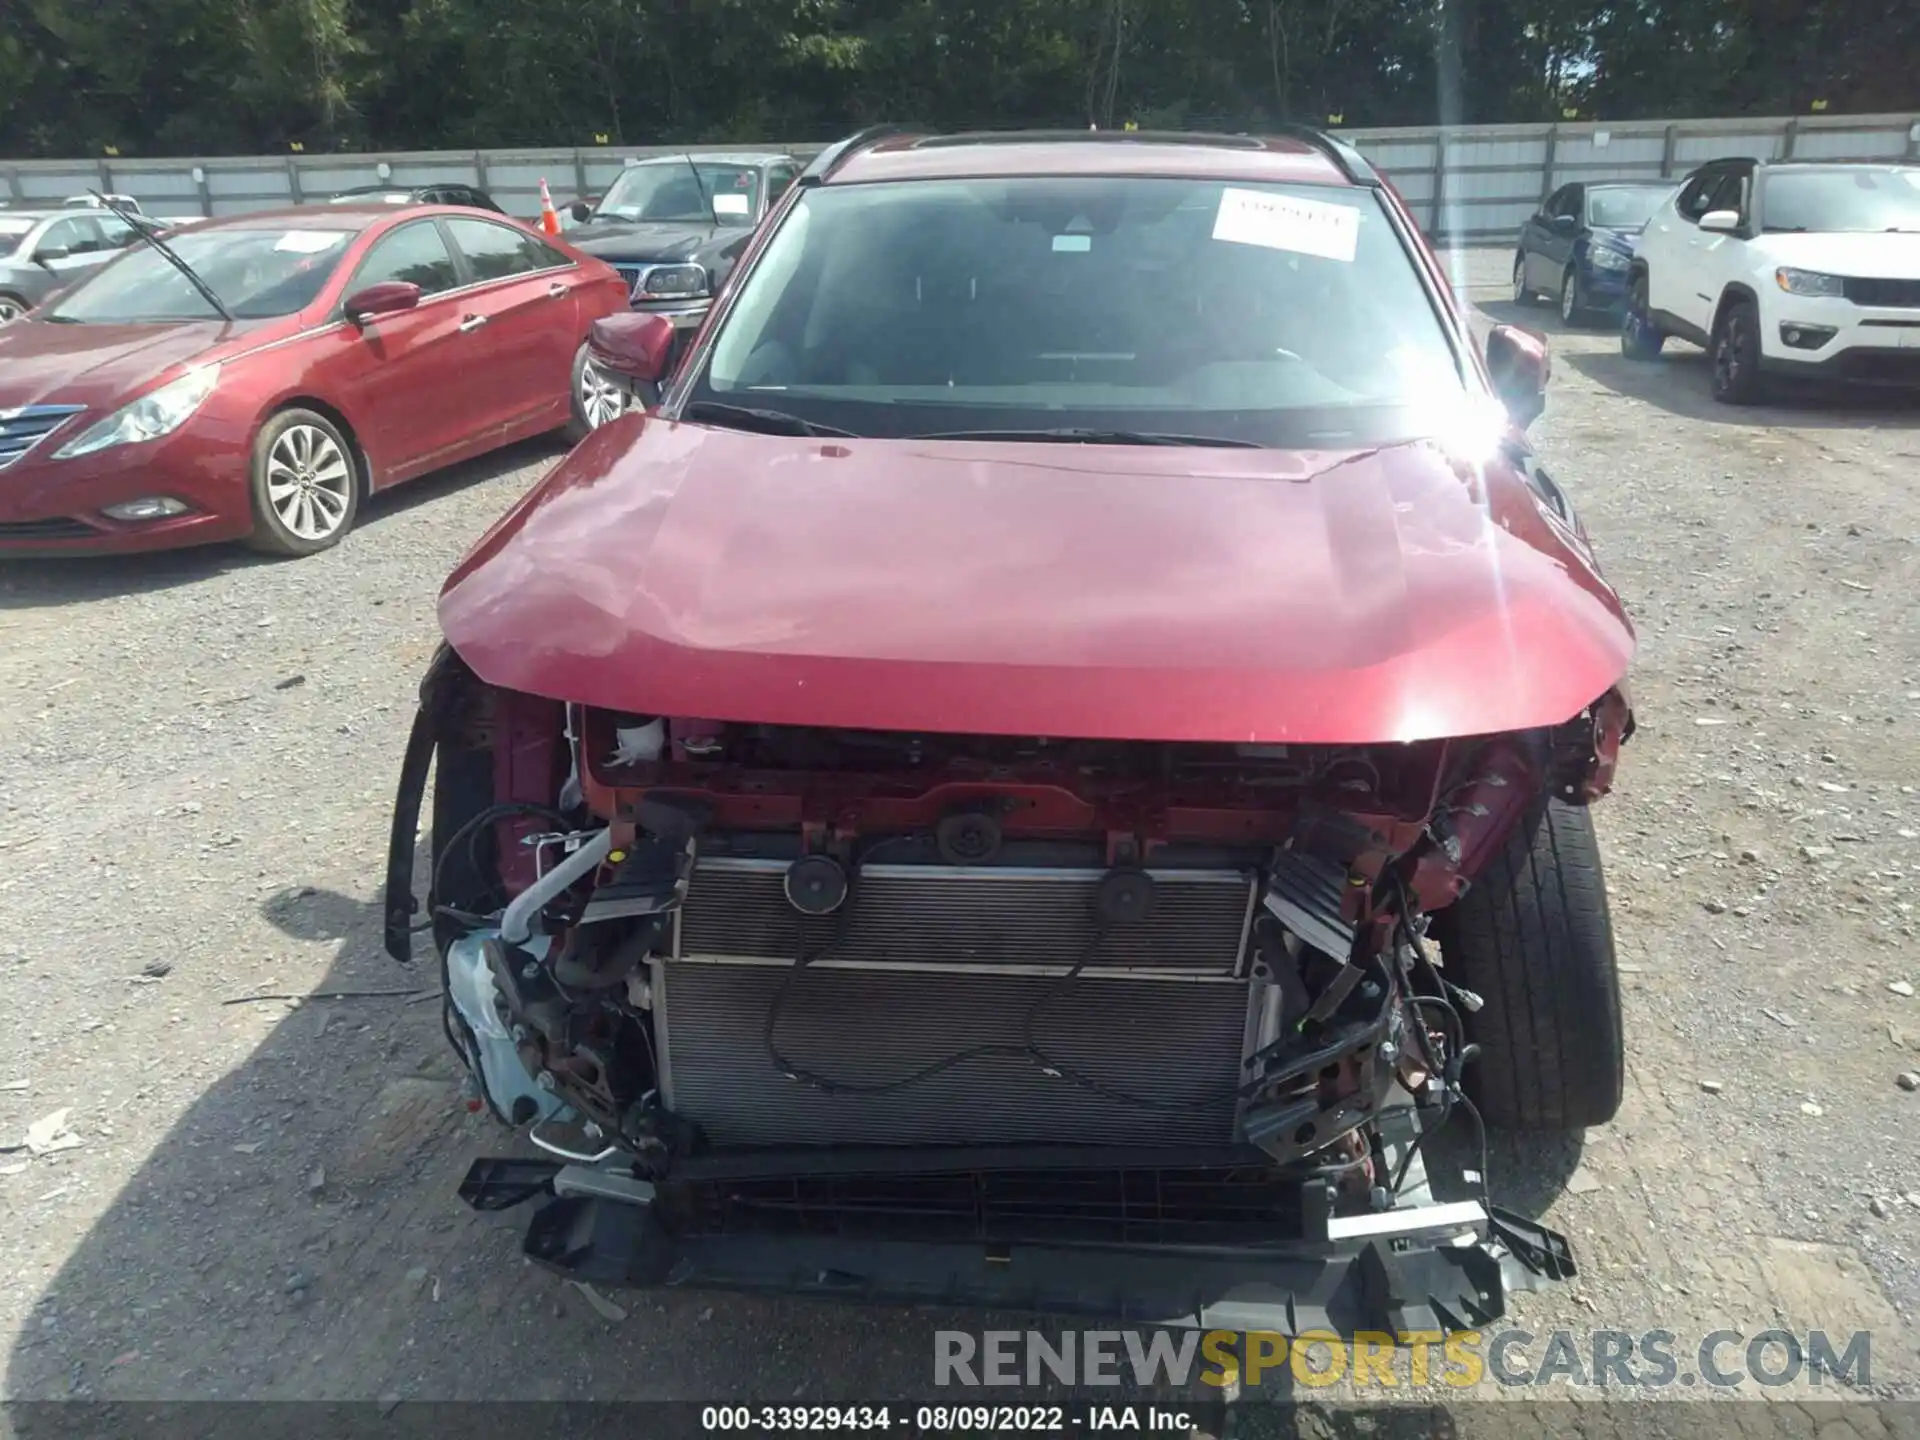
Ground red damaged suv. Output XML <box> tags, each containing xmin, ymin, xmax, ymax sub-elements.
<box><xmin>385</xmin><ymin>127</ymin><xmax>1634</xmax><ymax>1336</ymax></box>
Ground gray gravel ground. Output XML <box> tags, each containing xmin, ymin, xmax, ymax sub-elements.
<box><xmin>0</xmin><ymin>247</ymin><xmax>1916</xmax><ymax>1426</ymax></box>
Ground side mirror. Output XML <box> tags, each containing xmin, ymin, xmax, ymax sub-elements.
<box><xmin>1698</xmin><ymin>209</ymin><xmax>1741</xmax><ymax>234</ymax></box>
<box><xmin>589</xmin><ymin>312</ymin><xmax>675</xmax><ymax>383</ymax></box>
<box><xmin>1485</xmin><ymin>323</ymin><xmax>1550</xmax><ymax>429</ymax></box>
<box><xmin>569</xmin><ymin>200</ymin><xmax>594</xmax><ymax>224</ymax></box>
<box><xmin>1551</xmin><ymin>213</ymin><xmax>1577</xmax><ymax>231</ymax></box>
<box><xmin>343</xmin><ymin>280</ymin><xmax>422</xmax><ymax>324</ymax></box>
<box><xmin>34</xmin><ymin>246</ymin><xmax>71</xmax><ymax>266</ymax></box>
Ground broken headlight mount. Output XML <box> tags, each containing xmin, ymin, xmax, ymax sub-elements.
<box><xmin>1232</xmin><ymin>846</ymin><xmax>1404</xmax><ymax>1171</ymax></box>
<box><xmin>451</xmin><ymin>793</ymin><xmax>712</xmax><ymax>1154</ymax></box>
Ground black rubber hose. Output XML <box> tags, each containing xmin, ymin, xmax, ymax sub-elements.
<box><xmin>383</xmin><ymin>699</ymin><xmax>438</xmax><ymax>963</ymax></box>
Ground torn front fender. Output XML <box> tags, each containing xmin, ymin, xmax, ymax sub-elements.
<box><xmin>383</xmin><ymin>643</ymin><xmax>471</xmax><ymax>962</ymax></box>
<box><xmin>1581</xmin><ymin>685</ymin><xmax>1635</xmax><ymax>802</ymax></box>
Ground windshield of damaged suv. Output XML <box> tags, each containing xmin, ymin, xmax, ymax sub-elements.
<box><xmin>693</xmin><ymin>175</ymin><xmax>1465</xmax><ymax>445</ymax></box>
<box><xmin>47</xmin><ymin>227</ymin><xmax>354</xmax><ymax>322</ymax></box>
<box><xmin>1762</xmin><ymin>168</ymin><xmax>1920</xmax><ymax>233</ymax></box>
<box><xmin>594</xmin><ymin>163</ymin><xmax>762</xmax><ymax>224</ymax></box>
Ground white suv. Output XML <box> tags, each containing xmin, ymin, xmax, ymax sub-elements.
<box><xmin>1624</xmin><ymin>159</ymin><xmax>1920</xmax><ymax>402</ymax></box>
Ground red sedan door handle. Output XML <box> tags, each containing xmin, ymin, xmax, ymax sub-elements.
<box><xmin>458</xmin><ymin>314</ymin><xmax>488</xmax><ymax>333</ymax></box>
<box><xmin>546</xmin><ymin>282</ymin><xmax>567</xmax><ymax>299</ymax></box>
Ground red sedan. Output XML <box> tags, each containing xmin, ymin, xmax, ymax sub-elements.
<box><xmin>0</xmin><ymin>205</ymin><xmax>633</xmax><ymax>557</ymax></box>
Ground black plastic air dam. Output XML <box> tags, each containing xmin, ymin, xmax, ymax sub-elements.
<box><xmin>458</xmin><ymin>1156</ymin><xmax>1576</xmax><ymax>1336</ymax></box>
<box><xmin>516</xmin><ymin>1190</ymin><xmax>1550</xmax><ymax>1335</ymax></box>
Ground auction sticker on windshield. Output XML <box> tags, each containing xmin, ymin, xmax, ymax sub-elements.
<box><xmin>1212</xmin><ymin>187</ymin><xmax>1359</xmax><ymax>262</ymax></box>
<box><xmin>713</xmin><ymin>193</ymin><xmax>751</xmax><ymax>217</ymax></box>
<box><xmin>274</xmin><ymin>231</ymin><xmax>348</xmax><ymax>253</ymax></box>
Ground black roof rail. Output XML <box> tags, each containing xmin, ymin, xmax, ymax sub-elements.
<box><xmin>915</xmin><ymin>128</ymin><xmax>1265</xmax><ymax>151</ymax></box>
<box><xmin>1263</xmin><ymin>124</ymin><xmax>1377</xmax><ymax>184</ymax></box>
<box><xmin>799</xmin><ymin>125</ymin><xmax>924</xmax><ymax>184</ymax></box>
<box><xmin>802</xmin><ymin>123</ymin><xmax>1377</xmax><ymax>185</ymax></box>
<box><xmin>920</xmin><ymin>126</ymin><xmax>1376</xmax><ymax>184</ymax></box>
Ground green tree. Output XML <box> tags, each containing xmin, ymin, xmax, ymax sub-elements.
<box><xmin>0</xmin><ymin>0</ymin><xmax>1911</xmax><ymax>158</ymax></box>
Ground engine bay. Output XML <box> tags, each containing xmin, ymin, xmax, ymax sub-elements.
<box><xmin>403</xmin><ymin>666</ymin><xmax>1603</xmax><ymax>1172</ymax></box>
<box><xmin>382</xmin><ymin>653</ymin><xmax>1616</xmax><ymax>1325</ymax></box>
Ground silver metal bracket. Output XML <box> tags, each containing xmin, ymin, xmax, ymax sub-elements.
<box><xmin>552</xmin><ymin>1164</ymin><xmax>657</xmax><ymax>1207</ymax></box>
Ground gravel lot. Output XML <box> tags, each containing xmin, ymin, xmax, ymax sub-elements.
<box><xmin>1</xmin><ymin>247</ymin><xmax>1916</xmax><ymax>1426</ymax></box>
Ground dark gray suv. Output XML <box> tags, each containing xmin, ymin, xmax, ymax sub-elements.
<box><xmin>563</xmin><ymin>152</ymin><xmax>799</xmax><ymax>348</ymax></box>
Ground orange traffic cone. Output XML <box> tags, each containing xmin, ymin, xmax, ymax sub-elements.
<box><xmin>538</xmin><ymin>179</ymin><xmax>561</xmax><ymax>236</ymax></box>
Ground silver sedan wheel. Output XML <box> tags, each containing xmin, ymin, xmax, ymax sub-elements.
<box><xmin>265</xmin><ymin>424</ymin><xmax>352</xmax><ymax>542</ymax></box>
<box><xmin>579</xmin><ymin>360</ymin><xmax>628</xmax><ymax>430</ymax></box>
<box><xmin>0</xmin><ymin>297</ymin><xmax>26</xmax><ymax>325</ymax></box>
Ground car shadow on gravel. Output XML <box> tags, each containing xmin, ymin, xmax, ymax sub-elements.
<box><xmin>5</xmin><ymin>871</ymin><xmax>1589</xmax><ymax>1409</ymax></box>
<box><xmin>357</xmin><ymin>434</ymin><xmax>570</xmax><ymax>529</ymax></box>
<box><xmin>1566</xmin><ymin>349</ymin><xmax>1920</xmax><ymax>430</ymax></box>
<box><xmin>1472</xmin><ymin>298</ymin><xmax>1610</xmax><ymax>337</ymax></box>
<box><xmin>0</xmin><ymin>435</ymin><xmax>569</xmax><ymax>612</ymax></box>
<box><xmin>1428</xmin><ymin>1125</ymin><xmax>1585</xmax><ymax>1219</ymax></box>
<box><xmin>0</xmin><ymin>545</ymin><xmax>275</xmax><ymax>610</ymax></box>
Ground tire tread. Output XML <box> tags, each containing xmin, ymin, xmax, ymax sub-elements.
<box><xmin>1436</xmin><ymin>798</ymin><xmax>1624</xmax><ymax>1131</ymax></box>
<box><xmin>1710</xmin><ymin>299</ymin><xmax>1765</xmax><ymax>405</ymax></box>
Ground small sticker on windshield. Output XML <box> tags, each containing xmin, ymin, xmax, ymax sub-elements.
<box><xmin>1212</xmin><ymin>187</ymin><xmax>1360</xmax><ymax>262</ymax></box>
<box><xmin>712</xmin><ymin>193</ymin><xmax>750</xmax><ymax>217</ymax></box>
<box><xmin>1052</xmin><ymin>234</ymin><xmax>1091</xmax><ymax>252</ymax></box>
<box><xmin>274</xmin><ymin>231</ymin><xmax>345</xmax><ymax>253</ymax></box>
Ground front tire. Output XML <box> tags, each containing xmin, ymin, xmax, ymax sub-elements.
<box><xmin>1620</xmin><ymin>273</ymin><xmax>1665</xmax><ymax>360</ymax></box>
<box><xmin>1709</xmin><ymin>298</ymin><xmax>1765</xmax><ymax>405</ymax></box>
<box><xmin>0</xmin><ymin>293</ymin><xmax>28</xmax><ymax>325</ymax></box>
<box><xmin>1511</xmin><ymin>255</ymin><xmax>1535</xmax><ymax>305</ymax></box>
<box><xmin>1559</xmin><ymin>268</ymin><xmax>1587</xmax><ymax>327</ymax></box>
<box><xmin>564</xmin><ymin>340</ymin><xmax>629</xmax><ymax>444</ymax></box>
<box><xmin>245</xmin><ymin>409</ymin><xmax>359</xmax><ymax>557</ymax></box>
<box><xmin>1430</xmin><ymin>798</ymin><xmax>1624</xmax><ymax>1132</ymax></box>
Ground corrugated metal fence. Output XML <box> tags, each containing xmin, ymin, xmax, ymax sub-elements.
<box><xmin>1355</xmin><ymin>111</ymin><xmax>1919</xmax><ymax>239</ymax></box>
<box><xmin>5</xmin><ymin>113</ymin><xmax>1917</xmax><ymax>240</ymax></box>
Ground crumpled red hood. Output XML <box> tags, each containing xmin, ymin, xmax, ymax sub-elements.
<box><xmin>439</xmin><ymin>418</ymin><xmax>1634</xmax><ymax>744</ymax></box>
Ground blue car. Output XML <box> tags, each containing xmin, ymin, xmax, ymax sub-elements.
<box><xmin>1512</xmin><ymin>181</ymin><xmax>1675</xmax><ymax>326</ymax></box>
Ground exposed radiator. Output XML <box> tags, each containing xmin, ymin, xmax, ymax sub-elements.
<box><xmin>655</xmin><ymin>962</ymin><xmax>1250</xmax><ymax>1148</ymax></box>
<box><xmin>675</xmin><ymin>859</ymin><xmax>1256</xmax><ymax>976</ymax></box>
<box><xmin>657</xmin><ymin>858</ymin><xmax>1260</xmax><ymax>1149</ymax></box>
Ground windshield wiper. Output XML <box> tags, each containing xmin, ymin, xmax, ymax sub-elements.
<box><xmin>682</xmin><ymin>401</ymin><xmax>858</xmax><ymax>438</ymax></box>
<box><xmin>913</xmin><ymin>427</ymin><xmax>1263</xmax><ymax>448</ymax></box>
<box><xmin>88</xmin><ymin>189</ymin><xmax>233</xmax><ymax>322</ymax></box>
<box><xmin>683</xmin><ymin>154</ymin><xmax>713</xmax><ymax>222</ymax></box>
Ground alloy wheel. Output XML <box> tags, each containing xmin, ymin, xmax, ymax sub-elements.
<box><xmin>1512</xmin><ymin>259</ymin><xmax>1529</xmax><ymax>304</ymax></box>
<box><xmin>1560</xmin><ymin>271</ymin><xmax>1579</xmax><ymax>324</ymax></box>
<box><xmin>0</xmin><ymin>297</ymin><xmax>25</xmax><ymax>325</ymax></box>
<box><xmin>579</xmin><ymin>360</ymin><xmax>627</xmax><ymax>430</ymax></box>
<box><xmin>265</xmin><ymin>424</ymin><xmax>352</xmax><ymax>542</ymax></box>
